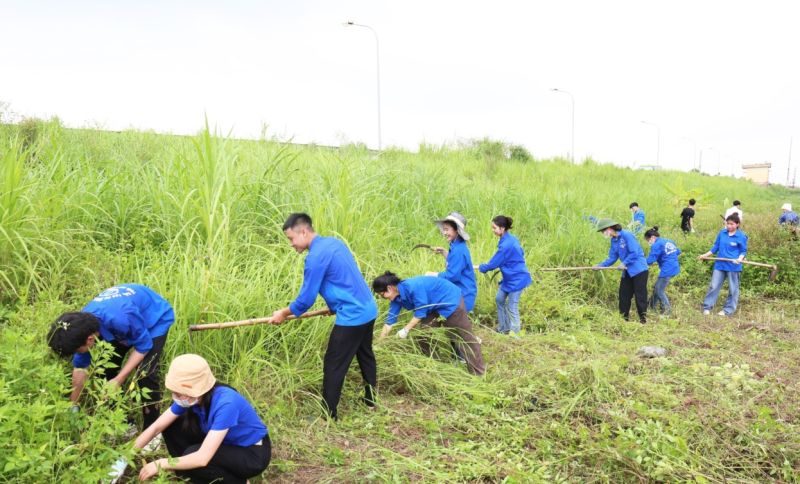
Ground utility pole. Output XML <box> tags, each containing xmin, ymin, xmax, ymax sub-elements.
<box><xmin>787</xmin><ymin>137</ymin><xmax>793</xmax><ymax>186</ymax></box>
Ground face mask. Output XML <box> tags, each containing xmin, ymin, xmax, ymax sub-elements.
<box><xmin>173</xmin><ymin>396</ymin><xmax>195</xmax><ymax>408</ymax></box>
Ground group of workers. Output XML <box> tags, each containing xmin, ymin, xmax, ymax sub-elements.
<box><xmin>44</xmin><ymin>198</ymin><xmax>794</xmax><ymax>482</ymax></box>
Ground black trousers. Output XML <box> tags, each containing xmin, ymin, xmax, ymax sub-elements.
<box><xmin>163</xmin><ymin>413</ymin><xmax>271</xmax><ymax>484</ymax></box>
<box><xmin>322</xmin><ymin>320</ymin><xmax>377</xmax><ymax>420</ymax></box>
<box><xmin>105</xmin><ymin>331</ymin><xmax>169</xmax><ymax>429</ymax></box>
<box><xmin>619</xmin><ymin>270</ymin><xmax>649</xmax><ymax>323</ymax></box>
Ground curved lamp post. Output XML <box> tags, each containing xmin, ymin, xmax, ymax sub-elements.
<box><xmin>343</xmin><ymin>21</ymin><xmax>382</xmax><ymax>151</ymax></box>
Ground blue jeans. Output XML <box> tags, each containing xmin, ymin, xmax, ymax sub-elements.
<box><xmin>702</xmin><ymin>270</ymin><xmax>740</xmax><ymax>315</ymax></box>
<box><xmin>649</xmin><ymin>276</ymin><xmax>672</xmax><ymax>315</ymax></box>
<box><xmin>496</xmin><ymin>288</ymin><xmax>523</xmax><ymax>334</ymax></box>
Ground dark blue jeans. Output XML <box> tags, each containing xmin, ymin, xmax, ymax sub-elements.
<box><xmin>649</xmin><ymin>276</ymin><xmax>673</xmax><ymax>315</ymax></box>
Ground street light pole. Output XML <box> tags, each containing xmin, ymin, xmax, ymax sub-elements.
<box><xmin>343</xmin><ymin>21</ymin><xmax>382</xmax><ymax>151</ymax></box>
<box><xmin>641</xmin><ymin>121</ymin><xmax>660</xmax><ymax>168</ymax></box>
<box><xmin>550</xmin><ymin>88</ymin><xmax>575</xmax><ymax>163</ymax></box>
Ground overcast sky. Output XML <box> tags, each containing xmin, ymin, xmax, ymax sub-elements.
<box><xmin>2</xmin><ymin>0</ymin><xmax>799</xmax><ymax>183</ymax></box>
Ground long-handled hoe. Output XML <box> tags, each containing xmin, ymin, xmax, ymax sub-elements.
<box><xmin>538</xmin><ymin>266</ymin><xmax>625</xmax><ymax>272</ymax></box>
<box><xmin>189</xmin><ymin>307</ymin><xmax>333</xmax><ymax>332</ymax></box>
<box><xmin>700</xmin><ymin>257</ymin><xmax>779</xmax><ymax>282</ymax></box>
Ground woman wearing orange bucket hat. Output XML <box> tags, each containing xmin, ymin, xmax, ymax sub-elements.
<box><xmin>133</xmin><ymin>354</ymin><xmax>270</xmax><ymax>483</ymax></box>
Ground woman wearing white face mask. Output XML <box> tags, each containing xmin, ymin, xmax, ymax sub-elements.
<box><xmin>133</xmin><ymin>354</ymin><xmax>270</xmax><ymax>483</ymax></box>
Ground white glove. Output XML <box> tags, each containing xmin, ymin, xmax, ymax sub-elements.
<box><xmin>397</xmin><ymin>328</ymin><xmax>409</xmax><ymax>339</ymax></box>
<box><xmin>108</xmin><ymin>457</ymin><xmax>128</xmax><ymax>484</ymax></box>
<box><xmin>69</xmin><ymin>404</ymin><xmax>80</xmax><ymax>413</ymax></box>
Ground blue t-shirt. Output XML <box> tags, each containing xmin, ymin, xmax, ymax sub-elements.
<box><xmin>478</xmin><ymin>233</ymin><xmax>532</xmax><ymax>293</ymax></box>
<box><xmin>385</xmin><ymin>276</ymin><xmax>462</xmax><ymax>325</ymax></box>
<box><xmin>631</xmin><ymin>210</ymin><xmax>646</xmax><ymax>234</ymax></box>
<box><xmin>709</xmin><ymin>229</ymin><xmax>748</xmax><ymax>272</ymax></box>
<box><xmin>646</xmin><ymin>237</ymin><xmax>681</xmax><ymax>278</ymax></box>
<box><xmin>170</xmin><ymin>386</ymin><xmax>268</xmax><ymax>447</ymax></box>
<box><xmin>438</xmin><ymin>238</ymin><xmax>477</xmax><ymax>311</ymax></box>
<box><xmin>598</xmin><ymin>230</ymin><xmax>649</xmax><ymax>277</ymax></box>
<box><xmin>73</xmin><ymin>284</ymin><xmax>174</xmax><ymax>368</ymax></box>
<box><xmin>289</xmin><ymin>236</ymin><xmax>378</xmax><ymax>326</ymax></box>
<box><xmin>779</xmin><ymin>211</ymin><xmax>799</xmax><ymax>225</ymax></box>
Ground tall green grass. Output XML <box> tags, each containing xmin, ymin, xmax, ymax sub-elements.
<box><xmin>0</xmin><ymin>119</ymin><xmax>797</xmax><ymax>481</ymax></box>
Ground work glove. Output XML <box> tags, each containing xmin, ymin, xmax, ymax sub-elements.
<box><xmin>397</xmin><ymin>328</ymin><xmax>409</xmax><ymax>339</ymax></box>
<box><xmin>108</xmin><ymin>457</ymin><xmax>128</xmax><ymax>484</ymax></box>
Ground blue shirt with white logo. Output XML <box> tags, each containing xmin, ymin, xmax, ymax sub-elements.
<box><xmin>598</xmin><ymin>230</ymin><xmax>649</xmax><ymax>277</ymax></box>
<box><xmin>290</xmin><ymin>236</ymin><xmax>378</xmax><ymax>326</ymax></box>
<box><xmin>478</xmin><ymin>232</ymin><xmax>532</xmax><ymax>292</ymax></box>
<box><xmin>438</xmin><ymin>238</ymin><xmax>477</xmax><ymax>311</ymax></box>
<box><xmin>73</xmin><ymin>284</ymin><xmax>174</xmax><ymax>368</ymax></box>
<box><xmin>170</xmin><ymin>386</ymin><xmax>268</xmax><ymax>447</ymax></box>
<box><xmin>385</xmin><ymin>276</ymin><xmax>462</xmax><ymax>325</ymax></box>
<box><xmin>646</xmin><ymin>237</ymin><xmax>681</xmax><ymax>278</ymax></box>
<box><xmin>709</xmin><ymin>229</ymin><xmax>748</xmax><ymax>272</ymax></box>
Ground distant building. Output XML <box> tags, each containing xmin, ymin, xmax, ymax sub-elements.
<box><xmin>742</xmin><ymin>163</ymin><xmax>771</xmax><ymax>185</ymax></box>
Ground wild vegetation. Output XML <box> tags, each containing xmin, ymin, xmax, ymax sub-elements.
<box><xmin>0</xmin><ymin>119</ymin><xmax>798</xmax><ymax>482</ymax></box>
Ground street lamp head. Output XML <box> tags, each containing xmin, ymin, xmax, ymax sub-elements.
<box><xmin>342</xmin><ymin>21</ymin><xmax>354</xmax><ymax>26</ymax></box>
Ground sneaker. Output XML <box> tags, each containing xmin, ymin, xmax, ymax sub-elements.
<box><xmin>717</xmin><ymin>310</ymin><xmax>727</xmax><ymax>316</ymax></box>
<box><xmin>702</xmin><ymin>310</ymin><xmax>710</xmax><ymax>316</ymax></box>
<box><xmin>143</xmin><ymin>433</ymin><xmax>162</xmax><ymax>453</ymax></box>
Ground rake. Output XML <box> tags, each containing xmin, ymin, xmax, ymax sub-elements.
<box><xmin>701</xmin><ymin>257</ymin><xmax>779</xmax><ymax>282</ymax></box>
<box><xmin>538</xmin><ymin>266</ymin><xmax>625</xmax><ymax>272</ymax></box>
<box><xmin>188</xmin><ymin>308</ymin><xmax>333</xmax><ymax>332</ymax></box>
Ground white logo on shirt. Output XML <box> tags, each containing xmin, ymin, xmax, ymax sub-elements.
<box><xmin>94</xmin><ymin>286</ymin><xmax>136</xmax><ymax>302</ymax></box>
<box><xmin>664</xmin><ymin>242</ymin><xmax>678</xmax><ymax>255</ymax></box>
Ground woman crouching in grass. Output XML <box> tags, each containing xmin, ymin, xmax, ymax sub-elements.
<box><xmin>644</xmin><ymin>226</ymin><xmax>681</xmax><ymax>316</ymax></box>
<box><xmin>477</xmin><ymin>215</ymin><xmax>532</xmax><ymax>336</ymax></box>
<box><xmin>134</xmin><ymin>354</ymin><xmax>270</xmax><ymax>483</ymax></box>
<box><xmin>373</xmin><ymin>271</ymin><xmax>486</xmax><ymax>376</ymax></box>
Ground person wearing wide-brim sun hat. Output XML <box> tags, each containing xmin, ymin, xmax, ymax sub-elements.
<box><xmin>593</xmin><ymin>218</ymin><xmax>649</xmax><ymax>323</ymax></box>
<box><xmin>133</xmin><ymin>354</ymin><xmax>271</xmax><ymax>483</ymax></box>
<box><xmin>425</xmin><ymin>212</ymin><xmax>478</xmax><ymax>312</ymax></box>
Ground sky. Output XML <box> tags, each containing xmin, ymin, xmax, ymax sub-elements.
<box><xmin>2</xmin><ymin>0</ymin><xmax>799</xmax><ymax>184</ymax></box>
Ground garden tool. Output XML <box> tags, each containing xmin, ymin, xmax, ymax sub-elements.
<box><xmin>189</xmin><ymin>308</ymin><xmax>332</xmax><ymax>331</ymax></box>
<box><xmin>700</xmin><ymin>257</ymin><xmax>778</xmax><ymax>281</ymax></box>
<box><xmin>538</xmin><ymin>266</ymin><xmax>625</xmax><ymax>272</ymax></box>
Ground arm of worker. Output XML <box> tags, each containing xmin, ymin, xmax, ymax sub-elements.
<box><xmin>479</xmin><ymin>241</ymin><xmax>509</xmax><ymax>273</ymax></box>
<box><xmin>596</xmin><ymin>242</ymin><xmax>619</xmax><ymax>268</ymax></box>
<box><xmin>645</xmin><ymin>244</ymin><xmax>660</xmax><ymax>266</ymax></box>
<box><xmin>70</xmin><ymin>368</ymin><xmax>89</xmax><ymax>403</ymax></box>
<box><xmin>134</xmin><ymin>407</ymin><xmax>179</xmax><ymax>450</ymax></box>
<box><xmin>733</xmin><ymin>233</ymin><xmax>748</xmax><ymax>264</ymax></box>
<box><xmin>139</xmin><ymin>428</ymin><xmax>228</xmax><ymax>480</ymax></box>
<box><xmin>380</xmin><ymin>300</ymin><xmax>403</xmax><ymax>338</ymax></box>
<box><xmin>110</xmin><ymin>310</ymin><xmax>153</xmax><ymax>387</ymax></box>
<box><xmin>432</xmin><ymin>246</ymin><xmax>448</xmax><ymax>257</ymax></box>
<box><xmin>437</xmin><ymin>249</ymin><xmax>466</xmax><ymax>282</ymax></box>
<box><xmin>279</xmin><ymin>250</ymin><xmax>330</xmax><ymax>322</ymax></box>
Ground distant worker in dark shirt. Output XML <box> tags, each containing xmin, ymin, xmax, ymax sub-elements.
<box><xmin>680</xmin><ymin>199</ymin><xmax>696</xmax><ymax>234</ymax></box>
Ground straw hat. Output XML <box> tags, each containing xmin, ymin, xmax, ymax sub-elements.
<box><xmin>434</xmin><ymin>212</ymin><xmax>470</xmax><ymax>240</ymax></box>
<box><xmin>782</xmin><ymin>203</ymin><xmax>792</xmax><ymax>211</ymax></box>
<box><xmin>165</xmin><ymin>354</ymin><xmax>216</xmax><ymax>397</ymax></box>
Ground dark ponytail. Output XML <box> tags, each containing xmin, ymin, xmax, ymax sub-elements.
<box><xmin>372</xmin><ymin>271</ymin><xmax>403</xmax><ymax>293</ymax></box>
<box><xmin>492</xmin><ymin>215</ymin><xmax>513</xmax><ymax>230</ymax></box>
<box><xmin>644</xmin><ymin>226</ymin><xmax>660</xmax><ymax>239</ymax></box>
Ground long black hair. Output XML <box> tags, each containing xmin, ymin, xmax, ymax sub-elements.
<box><xmin>492</xmin><ymin>215</ymin><xmax>513</xmax><ymax>230</ymax></box>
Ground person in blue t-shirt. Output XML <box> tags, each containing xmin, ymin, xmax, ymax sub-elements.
<box><xmin>426</xmin><ymin>212</ymin><xmax>477</xmax><ymax>312</ymax></box>
<box><xmin>644</xmin><ymin>226</ymin><xmax>681</xmax><ymax>316</ymax></box>
<box><xmin>134</xmin><ymin>354</ymin><xmax>270</xmax><ymax>483</ymax></box>
<box><xmin>425</xmin><ymin>211</ymin><xmax>477</xmax><ymax>364</ymax></box>
<box><xmin>373</xmin><ymin>272</ymin><xmax>485</xmax><ymax>375</ymax></box>
<box><xmin>629</xmin><ymin>202</ymin><xmax>646</xmax><ymax>234</ymax></box>
<box><xmin>698</xmin><ymin>213</ymin><xmax>748</xmax><ymax>316</ymax></box>
<box><xmin>47</xmin><ymin>284</ymin><xmax>174</xmax><ymax>428</ymax></box>
<box><xmin>477</xmin><ymin>215</ymin><xmax>532</xmax><ymax>335</ymax></box>
<box><xmin>594</xmin><ymin>219</ymin><xmax>649</xmax><ymax>323</ymax></box>
<box><xmin>268</xmin><ymin>213</ymin><xmax>378</xmax><ymax>420</ymax></box>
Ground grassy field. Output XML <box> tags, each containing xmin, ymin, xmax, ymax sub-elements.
<box><xmin>1</xmin><ymin>119</ymin><xmax>798</xmax><ymax>482</ymax></box>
